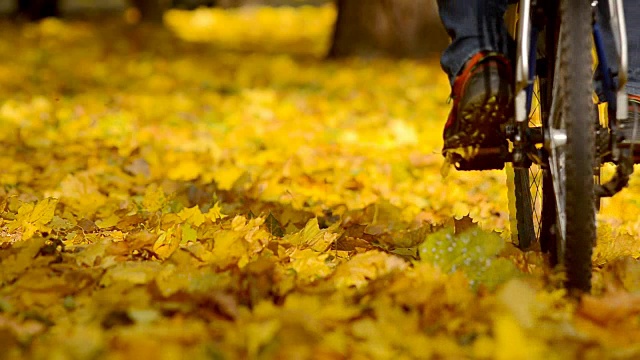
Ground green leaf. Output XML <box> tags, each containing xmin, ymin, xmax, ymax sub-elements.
<box><xmin>181</xmin><ymin>223</ymin><xmax>198</xmax><ymax>244</ymax></box>
<box><xmin>418</xmin><ymin>227</ymin><xmax>518</xmax><ymax>289</ymax></box>
<box><xmin>265</xmin><ymin>212</ymin><xmax>284</xmax><ymax>237</ymax></box>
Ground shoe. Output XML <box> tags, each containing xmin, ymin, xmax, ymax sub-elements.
<box><xmin>618</xmin><ymin>94</ymin><xmax>640</xmax><ymax>147</ymax></box>
<box><xmin>442</xmin><ymin>52</ymin><xmax>513</xmax><ymax>159</ymax></box>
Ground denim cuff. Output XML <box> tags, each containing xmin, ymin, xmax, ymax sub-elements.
<box><xmin>440</xmin><ymin>37</ymin><xmax>510</xmax><ymax>87</ymax></box>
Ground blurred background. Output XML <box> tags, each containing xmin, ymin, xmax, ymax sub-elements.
<box><xmin>1</xmin><ymin>0</ymin><xmax>449</xmax><ymax>58</ymax></box>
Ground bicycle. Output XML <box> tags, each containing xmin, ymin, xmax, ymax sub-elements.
<box><xmin>449</xmin><ymin>0</ymin><xmax>630</xmax><ymax>293</ymax></box>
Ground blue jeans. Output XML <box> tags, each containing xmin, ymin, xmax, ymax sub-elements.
<box><xmin>437</xmin><ymin>0</ymin><xmax>640</xmax><ymax>96</ymax></box>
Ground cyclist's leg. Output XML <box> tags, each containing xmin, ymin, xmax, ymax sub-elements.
<box><xmin>621</xmin><ymin>0</ymin><xmax>640</xmax><ymax>96</ymax></box>
<box><xmin>437</xmin><ymin>0</ymin><xmax>514</xmax><ymax>84</ymax></box>
<box><xmin>596</xmin><ymin>0</ymin><xmax>640</xmax><ymax>96</ymax></box>
<box><xmin>596</xmin><ymin>0</ymin><xmax>640</xmax><ymax>145</ymax></box>
<box><xmin>438</xmin><ymin>0</ymin><xmax>515</xmax><ymax>159</ymax></box>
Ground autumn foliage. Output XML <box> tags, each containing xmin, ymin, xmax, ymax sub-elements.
<box><xmin>2</xmin><ymin>6</ymin><xmax>640</xmax><ymax>359</ymax></box>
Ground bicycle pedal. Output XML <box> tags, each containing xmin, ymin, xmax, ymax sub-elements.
<box><xmin>451</xmin><ymin>147</ymin><xmax>507</xmax><ymax>171</ymax></box>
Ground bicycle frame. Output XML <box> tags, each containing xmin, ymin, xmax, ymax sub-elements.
<box><xmin>505</xmin><ymin>0</ymin><xmax>626</xmax><ymax>291</ymax></box>
<box><xmin>516</xmin><ymin>0</ymin><xmax>627</xmax><ymax>119</ymax></box>
<box><xmin>609</xmin><ymin>0</ymin><xmax>629</xmax><ymax>121</ymax></box>
<box><xmin>514</xmin><ymin>0</ymin><xmax>531</xmax><ymax>116</ymax></box>
<box><xmin>512</xmin><ymin>0</ymin><xmax>632</xmax><ymax>198</ymax></box>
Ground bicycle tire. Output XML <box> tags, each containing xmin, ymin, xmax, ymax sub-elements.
<box><xmin>549</xmin><ymin>0</ymin><xmax>597</xmax><ymax>292</ymax></box>
<box><xmin>507</xmin><ymin>13</ymin><xmax>555</xmax><ymax>252</ymax></box>
<box><xmin>511</xmin><ymin>167</ymin><xmax>535</xmax><ymax>249</ymax></box>
<box><xmin>510</xmin><ymin>89</ymin><xmax>550</xmax><ymax>251</ymax></box>
<box><xmin>509</xmin><ymin>165</ymin><xmax>558</xmax><ymax>256</ymax></box>
<box><xmin>511</xmin><ymin>166</ymin><xmax>556</xmax><ymax>252</ymax></box>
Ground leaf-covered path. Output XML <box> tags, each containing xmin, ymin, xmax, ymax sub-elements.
<box><xmin>2</xmin><ymin>8</ymin><xmax>640</xmax><ymax>359</ymax></box>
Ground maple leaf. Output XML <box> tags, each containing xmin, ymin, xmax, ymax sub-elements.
<box><xmin>211</xmin><ymin>166</ymin><xmax>245</xmax><ymax>191</ymax></box>
<box><xmin>265</xmin><ymin>212</ymin><xmax>284</xmax><ymax>237</ymax></box>
<box><xmin>493</xmin><ymin>315</ymin><xmax>545</xmax><ymax>360</ymax></box>
<box><xmin>99</xmin><ymin>262</ymin><xmax>163</xmax><ymax>287</ymax></box>
<box><xmin>332</xmin><ymin>250</ymin><xmax>408</xmax><ymax>289</ymax></box>
<box><xmin>204</xmin><ymin>201</ymin><xmax>227</xmax><ymax>223</ymax></box>
<box><xmin>153</xmin><ymin>225</ymin><xmax>182</xmax><ymax>260</ymax></box>
<box><xmin>167</xmin><ymin>160</ymin><xmax>202</xmax><ymax>181</ymax></box>
<box><xmin>141</xmin><ymin>184</ymin><xmax>166</xmax><ymax>213</ymax></box>
<box><xmin>579</xmin><ymin>291</ymin><xmax>640</xmax><ymax>325</ymax></box>
<box><xmin>418</xmin><ymin>226</ymin><xmax>518</xmax><ymax>289</ymax></box>
<box><xmin>196</xmin><ymin>216</ymin><xmax>271</xmax><ymax>269</ymax></box>
<box><xmin>282</xmin><ymin>217</ymin><xmax>338</xmax><ymax>252</ymax></box>
<box><xmin>177</xmin><ymin>206</ymin><xmax>205</xmax><ymax>227</ymax></box>
<box><xmin>95</xmin><ymin>214</ymin><xmax>119</xmax><ymax>229</ymax></box>
<box><xmin>287</xmin><ymin>248</ymin><xmax>332</xmax><ymax>284</ymax></box>
<box><xmin>56</xmin><ymin>173</ymin><xmax>108</xmax><ymax>217</ymax></box>
<box><xmin>7</xmin><ymin>198</ymin><xmax>58</xmax><ymax>240</ymax></box>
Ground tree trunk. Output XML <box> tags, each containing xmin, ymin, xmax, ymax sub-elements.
<box><xmin>130</xmin><ymin>0</ymin><xmax>172</xmax><ymax>22</ymax></box>
<box><xmin>216</xmin><ymin>0</ymin><xmax>327</xmax><ymax>6</ymax></box>
<box><xmin>16</xmin><ymin>0</ymin><xmax>60</xmax><ymax>20</ymax></box>
<box><xmin>328</xmin><ymin>0</ymin><xmax>448</xmax><ymax>58</ymax></box>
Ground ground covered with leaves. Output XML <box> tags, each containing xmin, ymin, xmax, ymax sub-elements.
<box><xmin>2</xmin><ymin>6</ymin><xmax>640</xmax><ymax>359</ymax></box>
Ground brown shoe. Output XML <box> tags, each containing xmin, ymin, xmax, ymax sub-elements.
<box><xmin>442</xmin><ymin>52</ymin><xmax>513</xmax><ymax>159</ymax></box>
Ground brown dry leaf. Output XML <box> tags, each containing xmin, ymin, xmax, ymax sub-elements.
<box><xmin>0</xmin><ymin>314</ymin><xmax>46</xmax><ymax>343</ymax></box>
<box><xmin>579</xmin><ymin>291</ymin><xmax>640</xmax><ymax>325</ymax></box>
<box><xmin>454</xmin><ymin>214</ymin><xmax>477</xmax><ymax>235</ymax></box>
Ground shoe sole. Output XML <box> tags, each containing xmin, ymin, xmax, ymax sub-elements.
<box><xmin>443</xmin><ymin>93</ymin><xmax>510</xmax><ymax>160</ymax></box>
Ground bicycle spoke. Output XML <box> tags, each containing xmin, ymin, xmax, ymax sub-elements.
<box><xmin>548</xmin><ymin>27</ymin><xmax>567</xmax><ymax>247</ymax></box>
<box><xmin>533</xmin><ymin>170</ymin><xmax>543</xmax><ymax>238</ymax></box>
<box><xmin>529</xmin><ymin>165</ymin><xmax>543</xmax><ymax>239</ymax></box>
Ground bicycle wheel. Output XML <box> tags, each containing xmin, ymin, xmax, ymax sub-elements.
<box><xmin>509</xmin><ymin>80</ymin><xmax>548</xmax><ymax>250</ymax></box>
<box><xmin>510</xmin><ymin>107</ymin><xmax>559</xmax><ymax>255</ymax></box>
<box><xmin>548</xmin><ymin>0</ymin><xmax>597</xmax><ymax>292</ymax></box>
<box><xmin>507</xmin><ymin>18</ymin><xmax>556</xmax><ymax>253</ymax></box>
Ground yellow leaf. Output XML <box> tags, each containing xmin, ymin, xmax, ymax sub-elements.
<box><xmin>498</xmin><ymin>279</ymin><xmax>537</xmax><ymax>328</ymax></box>
<box><xmin>246</xmin><ymin>320</ymin><xmax>281</xmax><ymax>359</ymax></box>
<box><xmin>389</xmin><ymin>118</ymin><xmax>418</xmax><ymax>146</ymax></box>
<box><xmin>142</xmin><ymin>184</ymin><xmax>166</xmax><ymax>212</ymax></box>
<box><xmin>177</xmin><ymin>206</ymin><xmax>205</xmax><ymax>227</ymax></box>
<box><xmin>95</xmin><ymin>214</ymin><xmax>120</xmax><ymax>229</ymax></box>
<box><xmin>167</xmin><ymin>160</ymin><xmax>202</xmax><ymax>181</ymax></box>
<box><xmin>9</xmin><ymin>198</ymin><xmax>58</xmax><ymax>240</ymax></box>
<box><xmin>288</xmin><ymin>248</ymin><xmax>332</xmax><ymax>284</ymax></box>
<box><xmin>204</xmin><ymin>202</ymin><xmax>227</xmax><ymax>223</ymax></box>
<box><xmin>75</xmin><ymin>240</ymin><xmax>109</xmax><ymax>267</ymax></box>
<box><xmin>210</xmin><ymin>229</ymin><xmax>246</xmax><ymax>267</ymax></box>
<box><xmin>127</xmin><ymin>309</ymin><xmax>160</xmax><ymax>325</ymax></box>
<box><xmin>181</xmin><ymin>223</ymin><xmax>197</xmax><ymax>244</ymax></box>
<box><xmin>211</xmin><ymin>166</ymin><xmax>244</xmax><ymax>191</ymax></box>
<box><xmin>57</xmin><ymin>173</ymin><xmax>107</xmax><ymax>217</ymax></box>
<box><xmin>153</xmin><ymin>225</ymin><xmax>182</xmax><ymax>260</ymax></box>
<box><xmin>494</xmin><ymin>315</ymin><xmax>545</xmax><ymax>360</ymax></box>
<box><xmin>99</xmin><ymin>262</ymin><xmax>163</xmax><ymax>287</ymax></box>
<box><xmin>332</xmin><ymin>251</ymin><xmax>408</xmax><ymax>289</ymax></box>
<box><xmin>282</xmin><ymin>218</ymin><xmax>337</xmax><ymax>251</ymax></box>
